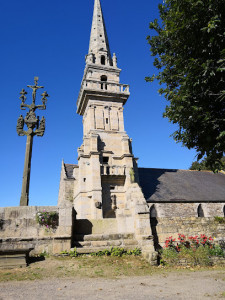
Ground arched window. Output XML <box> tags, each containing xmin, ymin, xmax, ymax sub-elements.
<box><xmin>101</xmin><ymin>55</ymin><xmax>106</xmax><ymax>65</ymax></box>
<box><xmin>150</xmin><ymin>205</ymin><xmax>157</xmax><ymax>218</ymax></box>
<box><xmin>197</xmin><ymin>204</ymin><xmax>204</xmax><ymax>217</ymax></box>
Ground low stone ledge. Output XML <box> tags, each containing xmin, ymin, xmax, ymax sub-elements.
<box><xmin>0</xmin><ymin>246</ymin><xmax>34</xmax><ymax>253</ymax></box>
<box><xmin>165</xmin><ymin>256</ymin><xmax>225</xmax><ymax>267</ymax></box>
<box><xmin>0</xmin><ymin>246</ymin><xmax>34</xmax><ymax>269</ymax></box>
<box><xmin>1</xmin><ymin>236</ymin><xmax>71</xmax><ymax>243</ymax></box>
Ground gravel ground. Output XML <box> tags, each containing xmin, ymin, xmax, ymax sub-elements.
<box><xmin>0</xmin><ymin>270</ymin><xmax>225</xmax><ymax>300</ymax></box>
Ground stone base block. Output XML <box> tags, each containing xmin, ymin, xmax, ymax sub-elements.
<box><xmin>0</xmin><ymin>254</ymin><xmax>27</xmax><ymax>269</ymax></box>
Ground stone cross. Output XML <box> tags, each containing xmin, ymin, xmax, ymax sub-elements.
<box><xmin>17</xmin><ymin>77</ymin><xmax>49</xmax><ymax>206</ymax></box>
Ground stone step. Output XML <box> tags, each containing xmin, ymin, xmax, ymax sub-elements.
<box><xmin>73</xmin><ymin>239</ymin><xmax>138</xmax><ymax>248</ymax></box>
<box><xmin>73</xmin><ymin>233</ymin><xmax>135</xmax><ymax>242</ymax></box>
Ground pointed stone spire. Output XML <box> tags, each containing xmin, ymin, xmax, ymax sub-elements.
<box><xmin>88</xmin><ymin>0</ymin><xmax>112</xmax><ymax>65</ymax></box>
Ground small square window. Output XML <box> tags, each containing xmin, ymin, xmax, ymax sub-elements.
<box><xmin>103</xmin><ymin>157</ymin><xmax>109</xmax><ymax>164</ymax></box>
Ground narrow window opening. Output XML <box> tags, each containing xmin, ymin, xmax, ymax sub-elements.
<box><xmin>197</xmin><ymin>204</ymin><xmax>204</xmax><ymax>217</ymax></box>
<box><xmin>106</xmin><ymin>118</ymin><xmax>108</xmax><ymax>124</ymax></box>
<box><xmin>223</xmin><ymin>206</ymin><xmax>225</xmax><ymax>217</ymax></box>
<box><xmin>103</xmin><ymin>157</ymin><xmax>109</xmax><ymax>164</ymax></box>
<box><xmin>83</xmin><ymin>178</ymin><xmax>86</xmax><ymax>182</ymax></box>
<box><xmin>110</xmin><ymin>186</ymin><xmax>115</xmax><ymax>190</ymax></box>
<box><xmin>101</xmin><ymin>55</ymin><xmax>106</xmax><ymax>65</ymax></box>
<box><xmin>101</xmin><ymin>75</ymin><xmax>107</xmax><ymax>90</ymax></box>
<box><xmin>106</xmin><ymin>166</ymin><xmax>110</xmax><ymax>175</ymax></box>
<box><xmin>150</xmin><ymin>205</ymin><xmax>157</xmax><ymax>218</ymax></box>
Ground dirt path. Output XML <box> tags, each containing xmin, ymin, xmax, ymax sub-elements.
<box><xmin>0</xmin><ymin>270</ymin><xmax>225</xmax><ymax>300</ymax></box>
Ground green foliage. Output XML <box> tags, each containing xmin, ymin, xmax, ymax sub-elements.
<box><xmin>190</xmin><ymin>156</ymin><xmax>225</xmax><ymax>171</ymax></box>
<box><xmin>90</xmin><ymin>249</ymin><xmax>111</xmax><ymax>257</ymax></box>
<box><xmin>91</xmin><ymin>247</ymin><xmax>142</xmax><ymax>257</ymax></box>
<box><xmin>161</xmin><ymin>246</ymin><xmax>211</xmax><ymax>266</ymax></box>
<box><xmin>60</xmin><ymin>249</ymin><xmax>78</xmax><ymax>257</ymax></box>
<box><xmin>36</xmin><ymin>210</ymin><xmax>59</xmax><ymax>229</ymax></box>
<box><xmin>214</xmin><ymin>216</ymin><xmax>225</xmax><ymax>224</ymax></box>
<box><xmin>111</xmin><ymin>247</ymin><xmax>126</xmax><ymax>257</ymax></box>
<box><xmin>128</xmin><ymin>248</ymin><xmax>142</xmax><ymax>256</ymax></box>
<box><xmin>147</xmin><ymin>0</ymin><xmax>225</xmax><ymax>171</ymax></box>
<box><xmin>60</xmin><ymin>248</ymin><xmax>142</xmax><ymax>258</ymax></box>
<box><xmin>208</xmin><ymin>244</ymin><xmax>225</xmax><ymax>257</ymax></box>
<box><xmin>68</xmin><ymin>249</ymin><xmax>78</xmax><ymax>257</ymax></box>
<box><xmin>161</xmin><ymin>233</ymin><xmax>224</xmax><ymax>266</ymax></box>
<box><xmin>160</xmin><ymin>248</ymin><xmax>178</xmax><ymax>265</ymax></box>
<box><xmin>39</xmin><ymin>251</ymin><xmax>49</xmax><ymax>258</ymax></box>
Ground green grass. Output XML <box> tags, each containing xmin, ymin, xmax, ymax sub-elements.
<box><xmin>0</xmin><ymin>256</ymin><xmax>225</xmax><ymax>282</ymax></box>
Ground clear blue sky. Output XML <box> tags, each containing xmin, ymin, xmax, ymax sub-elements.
<box><xmin>0</xmin><ymin>0</ymin><xmax>197</xmax><ymax>207</ymax></box>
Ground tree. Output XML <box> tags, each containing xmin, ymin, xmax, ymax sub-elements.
<box><xmin>190</xmin><ymin>156</ymin><xmax>225</xmax><ymax>171</ymax></box>
<box><xmin>146</xmin><ymin>0</ymin><xmax>225</xmax><ymax>171</ymax></box>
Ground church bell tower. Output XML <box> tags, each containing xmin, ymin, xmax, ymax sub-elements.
<box><xmin>57</xmin><ymin>0</ymin><xmax>162</xmax><ymax>264</ymax></box>
<box><xmin>73</xmin><ymin>0</ymin><xmax>138</xmax><ymax>219</ymax></box>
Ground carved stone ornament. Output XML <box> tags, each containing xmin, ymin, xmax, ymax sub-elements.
<box><xmin>16</xmin><ymin>115</ymin><xmax>25</xmax><ymax>136</ymax></box>
<box><xmin>95</xmin><ymin>201</ymin><xmax>102</xmax><ymax>209</ymax></box>
<box><xmin>24</xmin><ymin>109</ymin><xmax>38</xmax><ymax>129</ymax></box>
<box><xmin>36</xmin><ymin>116</ymin><xmax>46</xmax><ymax>137</ymax></box>
<box><xmin>111</xmin><ymin>194</ymin><xmax>117</xmax><ymax>211</ymax></box>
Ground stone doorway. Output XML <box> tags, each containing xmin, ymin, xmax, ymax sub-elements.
<box><xmin>101</xmin><ymin>176</ymin><xmax>125</xmax><ymax>218</ymax></box>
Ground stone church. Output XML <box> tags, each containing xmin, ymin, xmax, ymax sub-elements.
<box><xmin>57</xmin><ymin>0</ymin><xmax>225</xmax><ymax>260</ymax></box>
<box><xmin>1</xmin><ymin>0</ymin><xmax>225</xmax><ymax>267</ymax></box>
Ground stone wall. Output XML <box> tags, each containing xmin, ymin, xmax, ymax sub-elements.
<box><xmin>0</xmin><ymin>206</ymin><xmax>73</xmax><ymax>255</ymax></box>
<box><xmin>152</xmin><ymin>217</ymin><xmax>225</xmax><ymax>248</ymax></box>
<box><xmin>149</xmin><ymin>203</ymin><xmax>225</xmax><ymax>218</ymax></box>
<box><xmin>58</xmin><ymin>161</ymin><xmax>75</xmax><ymax>207</ymax></box>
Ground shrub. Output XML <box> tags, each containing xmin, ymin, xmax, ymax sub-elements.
<box><xmin>36</xmin><ymin>210</ymin><xmax>59</xmax><ymax>229</ymax></box>
<box><xmin>160</xmin><ymin>248</ymin><xmax>178</xmax><ymax>265</ymax></box>
<box><xmin>208</xmin><ymin>244</ymin><xmax>225</xmax><ymax>257</ymax></box>
<box><xmin>214</xmin><ymin>216</ymin><xmax>225</xmax><ymax>224</ymax></box>
<box><xmin>91</xmin><ymin>247</ymin><xmax>142</xmax><ymax>257</ymax></box>
<box><xmin>60</xmin><ymin>247</ymin><xmax>142</xmax><ymax>258</ymax></box>
<box><xmin>161</xmin><ymin>233</ymin><xmax>224</xmax><ymax>266</ymax></box>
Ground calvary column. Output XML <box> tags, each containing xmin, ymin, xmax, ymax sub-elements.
<box><xmin>17</xmin><ymin>77</ymin><xmax>49</xmax><ymax>206</ymax></box>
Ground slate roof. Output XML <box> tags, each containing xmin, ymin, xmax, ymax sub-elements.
<box><xmin>138</xmin><ymin>168</ymin><xmax>225</xmax><ymax>202</ymax></box>
<box><xmin>64</xmin><ymin>164</ymin><xmax>77</xmax><ymax>179</ymax></box>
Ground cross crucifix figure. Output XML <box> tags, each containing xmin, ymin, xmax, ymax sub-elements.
<box><xmin>17</xmin><ymin>77</ymin><xmax>50</xmax><ymax>206</ymax></box>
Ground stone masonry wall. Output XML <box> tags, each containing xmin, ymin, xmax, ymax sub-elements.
<box><xmin>153</xmin><ymin>217</ymin><xmax>225</xmax><ymax>248</ymax></box>
<box><xmin>0</xmin><ymin>206</ymin><xmax>73</xmax><ymax>255</ymax></box>
<box><xmin>149</xmin><ymin>203</ymin><xmax>225</xmax><ymax>218</ymax></box>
